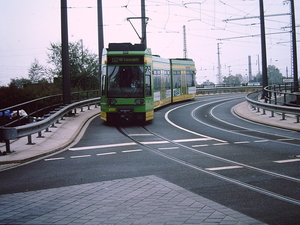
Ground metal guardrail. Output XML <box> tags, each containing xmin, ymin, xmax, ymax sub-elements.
<box><xmin>246</xmin><ymin>91</ymin><xmax>300</xmax><ymax>123</ymax></box>
<box><xmin>196</xmin><ymin>86</ymin><xmax>262</xmax><ymax>95</ymax></box>
<box><xmin>0</xmin><ymin>97</ymin><xmax>100</xmax><ymax>154</ymax></box>
<box><xmin>264</xmin><ymin>82</ymin><xmax>300</xmax><ymax>107</ymax></box>
<box><xmin>0</xmin><ymin>90</ymin><xmax>100</xmax><ymax>127</ymax></box>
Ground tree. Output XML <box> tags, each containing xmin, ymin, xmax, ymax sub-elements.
<box><xmin>28</xmin><ymin>58</ymin><xmax>49</xmax><ymax>83</ymax></box>
<box><xmin>267</xmin><ymin>65</ymin><xmax>284</xmax><ymax>84</ymax></box>
<box><xmin>251</xmin><ymin>65</ymin><xmax>283</xmax><ymax>85</ymax></box>
<box><xmin>223</xmin><ymin>75</ymin><xmax>242</xmax><ymax>86</ymax></box>
<box><xmin>201</xmin><ymin>80</ymin><xmax>215</xmax><ymax>86</ymax></box>
<box><xmin>47</xmin><ymin>41</ymin><xmax>99</xmax><ymax>90</ymax></box>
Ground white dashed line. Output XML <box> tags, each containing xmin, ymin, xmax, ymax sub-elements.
<box><xmin>70</xmin><ymin>155</ymin><xmax>91</xmax><ymax>159</ymax></box>
<box><xmin>206</xmin><ymin>166</ymin><xmax>243</xmax><ymax>171</ymax></box>
<box><xmin>254</xmin><ymin>140</ymin><xmax>269</xmax><ymax>143</ymax></box>
<box><xmin>276</xmin><ymin>138</ymin><xmax>294</xmax><ymax>141</ymax></box>
<box><xmin>69</xmin><ymin>142</ymin><xmax>136</xmax><ymax>151</ymax></box>
<box><xmin>44</xmin><ymin>157</ymin><xmax>65</xmax><ymax>161</ymax></box>
<box><xmin>192</xmin><ymin>144</ymin><xmax>209</xmax><ymax>147</ymax></box>
<box><xmin>274</xmin><ymin>159</ymin><xmax>300</xmax><ymax>164</ymax></box>
<box><xmin>122</xmin><ymin>149</ymin><xmax>142</xmax><ymax>153</ymax></box>
<box><xmin>96</xmin><ymin>152</ymin><xmax>116</xmax><ymax>156</ymax></box>
<box><xmin>158</xmin><ymin>147</ymin><xmax>179</xmax><ymax>150</ymax></box>
<box><xmin>213</xmin><ymin>143</ymin><xmax>229</xmax><ymax>146</ymax></box>
<box><xmin>234</xmin><ymin>141</ymin><xmax>250</xmax><ymax>144</ymax></box>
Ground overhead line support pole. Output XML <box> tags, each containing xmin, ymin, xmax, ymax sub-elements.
<box><xmin>290</xmin><ymin>0</ymin><xmax>299</xmax><ymax>92</ymax></box>
<box><xmin>141</xmin><ymin>0</ymin><xmax>147</xmax><ymax>48</ymax></box>
<box><xmin>61</xmin><ymin>0</ymin><xmax>71</xmax><ymax>105</ymax></box>
<box><xmin>259</xmin><ymin>0</ymin><xmax>268</xmax><ymax>99</ymax></box>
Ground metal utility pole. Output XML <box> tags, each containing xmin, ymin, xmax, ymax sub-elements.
<box><xmin>97</xmin><ymin>0</ymin><xmax>104</xmax><ymax>68</ymax></box>
<box><xmin>248</xmin><ymin>55</ymin><xmax>252</xmax><ymax>81</ymax></box>
<box><xmin>141</xmin><ymin>0</ymin><xmax>147</xmax><ymax>48</ymax></box>
<box><xmin>183</xmin><ymin>25</ymin><xmax>187</xmax><ymax>58</ymax></box>
<box><xmin>61</xmin><ymin>0</ymin><xmax>71</xmax><ymax>105</ymax></box>
<box><xmin>259</xmin><ymin>0</ymin><xmax>268</xmax><ymax>99</ymax></box>
<box><xmin>217</xmin><ymin>43</ymin><xmax>222</xmax><ymax>84</ymax></box>
<box><xmin>289</xmin><ymin>0</ymin><xmax>299</xmax><ymax>92</ymax></box>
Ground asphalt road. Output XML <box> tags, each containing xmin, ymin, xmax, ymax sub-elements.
<box><xmin>0</xmin><ymin>94</ymin><xmax>299</xmax><ymax>224</ymax></box>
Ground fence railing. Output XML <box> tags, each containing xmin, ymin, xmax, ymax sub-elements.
<box><xmin>246</xmin><ymin>89</ymin><xmax>300</xmax><ymax>123</ymax></box>
<box><xmin>264</xmin><ymin>82</ymin><xmax>300</xmax><ymax>107</ymax></box>
<box><xmin>0</xmin><ymin>90</ymin><xmax>100</xmax><ymax>127</ymax></box>
<box><xmin>0</xmin><ymin>97</ymin><xmax>100</xmax><ymax>154</ymax></box>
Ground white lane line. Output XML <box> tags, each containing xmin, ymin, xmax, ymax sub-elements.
<box><xmin>69</xmin><ymin>142</ymin><xmax>136</xmax><ymax>151</ymax></box>
<box><xmin>206</xmin><ymin>166</ymin><xmax>243</xmax><ymax>171</ymax></box>
<box><xmin>213</xmin><ymin>143</ymin><xmax>229</xmax><ymax>146</ymax></box>
<box><xmin>274</xmin><ymin>159</ymin><xmax>300</xmax><ymax>164</ymax></box>
<box><xmin>254</xmin><ymin>140</ymin><xmax>269</xmax><ymax>143</ymax></box>
<box><xmin>174</xmin><ymin>138</ymin><xmax>213</xmax><ymax>143</ymax></box>
<box><xmin>96</xmin><ymin>152</ymin><xmax>116</xmax><ymax>156</ymax></box>
<box><xmin>192</xmin><ymin>144</ymin><xmax>209</xmax><ymax>147</ymax></box>
<box><xmin>122</xmin><ymin>149</ymin><xmax>142</xmax><ymax>153</ymax></box>
<box><xmin>44</xmin><ymin>157</ymin><xmax>65</xmax><ymax>161</ymax></box>
<box><xmin>70</xmin><ymin>155</ymin><xmax>91</xmax><ymax>159</ymax></box>
<box><xmin>158</xmin><ymin>147</ymin><xmax>179</xmax><ymax>150</ymax></box>
<box><xmin>165</xmin><ymin>101</ymin><xmax>227</xmax><ymax>143</ymax></box>
<box><xmin>234</xmin><ymin>141</ymin><xmax>250</xmax><ymax>144</ymax></box>
<box><xmin>141</xmin><ymin>141</ymin><xmax>169</xmax><ymax>144</ymax></box>
<box><xmin>276</xmin><ymin>138</ymin><xmax>294</xmax><ymax>141</ymax></box>
<box><xmin>129</xmin><ymin>134</ymin><xmax>153</xmax><ymax>136</ymax></box>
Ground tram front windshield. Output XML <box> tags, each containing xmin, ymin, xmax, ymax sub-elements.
<box><xmin>107</xmin><ymin>66</ymin><xmax>144</xmax><ymax>98</ymax></box>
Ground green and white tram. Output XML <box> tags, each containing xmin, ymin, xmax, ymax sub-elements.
<box><xmin>100</xmin><ymin>43</ymin><xmax>196</xmax><ymax>123</ymax></box>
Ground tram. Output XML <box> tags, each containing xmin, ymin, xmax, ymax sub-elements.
<box><xmin>100</xmin><ymin>43</ymin><xmax>196</xmax><ymax>123</ymax></box>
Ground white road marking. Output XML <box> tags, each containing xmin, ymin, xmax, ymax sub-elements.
<box><xmin>274</xmin><ymin>159</ymin><xmax>300</xmax><ymax>164</ymax></box>
<box><xmin>206</xmin><ymin>166</ymin><xmax>243</xmax><ymax>171</ymax></box>
<box><xmin>192</xmin><ymin>144</ymin><xmax>209</xmax><ymax>147</ymax></box>
<box><xmin>129</xmin><ymin>134</ymin><xmax>153</xmax><ymax>136</ymax></box>
<box><xmin>158</xmin><ymin>147</ymin><xmax>179</xmax><ymax>150</ymax></box>
<box><xmin>174</xmin><ymin>138</ymin><xmax>212</xmax><ymax>142</ymax></box>
<box><xmin>234</xmin><ymin>141</ymin><xmax>250</xmax><ymax>144</ymax></box>
<box><xmin>141</xmin><ymin>141</ymin><xmax>169</xmax><ymax>144</ymax></box>
<box><xmin>96</xmin><ymin>152</ymin><xmax>116</xmax><ymax>156</ymax></box>
<box><xmin>70</xmin><ymin>155</ymin><xmax>91</xmax><ymax>159</ymax></box>
<box><xmin>213</xmin><ymin>143</ymin><xmax>229</xmax><ymax>146</ymax></box>
<box><xmin>69</xmin><ymin>142</ymin><xmax>136</xmax><ymax>151</ymax></box>
<box><xmin>254</xmin><ymin>140</ymin><xmax>269</xmax><ymax>143</ymax></box>
<box><xmin>122</xmin><ymin>149</ymin><xmax>142</xmax><ymax>153</ymax></box>
<box><xmin>276</xmin><ymin>138</ymin><xmax>294</xmax><ymax>141</ymax></box>
<box><xmin>44</xmin><ymin>157</ymin><xmax>65</xmax><ymax>161</ymax></box>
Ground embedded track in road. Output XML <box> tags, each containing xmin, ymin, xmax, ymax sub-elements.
<box><xmin>117</xmin><ymin>125</ymin><xmax>300</xmax><ymax>207</ymax></box>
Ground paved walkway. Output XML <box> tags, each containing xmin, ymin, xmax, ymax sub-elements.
<box><xmin>0</xmin><ymin>176</ymin><xmax>264</xmax><ymax>224</ymax></box>
<box><xmin>0</xmin><ymin>101</ymin><xmax>297</xmax><ymax>224</ymax></box>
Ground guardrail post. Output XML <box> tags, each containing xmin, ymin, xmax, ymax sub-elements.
<box><xmin>281</xmin><ymin>113</ymin><xmax>286</xmax><ymax>120</ymax></box>
<box><xmin>37</xmin><ymin>131</ymin><xmax>44</xmax><ymax>138</ymax></box>
<box><xmin>296</xmin><ymin>115</ymin><xmax>300</xmax><ymax>123</ymax></box>
<box><xmin>27</xmin><ymin>135</ymin><xmax>35</xmax><ymax>145</ymax></box>
<box><xmin>0</xmin><ymin>127</ymin><xmax>17</xmax><ymax>154</ymax></box>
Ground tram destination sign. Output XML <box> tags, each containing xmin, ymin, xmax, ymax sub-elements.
<box><xmin>108</xmin><ymin>55</ymin><xmax>144</xmax><ymax>65</ymax></box>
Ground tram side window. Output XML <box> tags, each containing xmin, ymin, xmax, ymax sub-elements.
<box><xmin>164</xmin><ymin>70</ymin><xmax>171</xmax><ymax>89</ymax></box>
<box><xmin>186</xmin><ymin>70</ymin><xmax>195</xmax><ymax>87</ymax></box>
<box><xmin>101</xmin><ymin>75</ymin><xmax>106</xmax><ymax>96</ymax></box>
<box><xmin>173</xmin><ymin>71</ymin><xmax>181</xmax><ymax>88</ymax></box>
<box><xmin>145</xmin><ymin>75</ymin><xmax>151</xmax><ymax>96</ymax></box>
<box><xmin>153</xmin><ymin>70</ymin><xmax>161</xmax><ymax>91</ymax></box>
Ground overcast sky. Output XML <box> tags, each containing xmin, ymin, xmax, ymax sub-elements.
<box><xmin>0</xmin><ymin>0</ymin><xmax>299</xmax><ymax>86</ymax></box>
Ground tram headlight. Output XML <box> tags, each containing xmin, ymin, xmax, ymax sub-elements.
<box><xmin>107</xmin><ymin>99</ymin><xmax>117</xmax><ymax>105</ymax></box>
<box><xmin>134</xmin><ymin>99</ymin><xmax>145</xmax><ymax>105</ymax></box>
